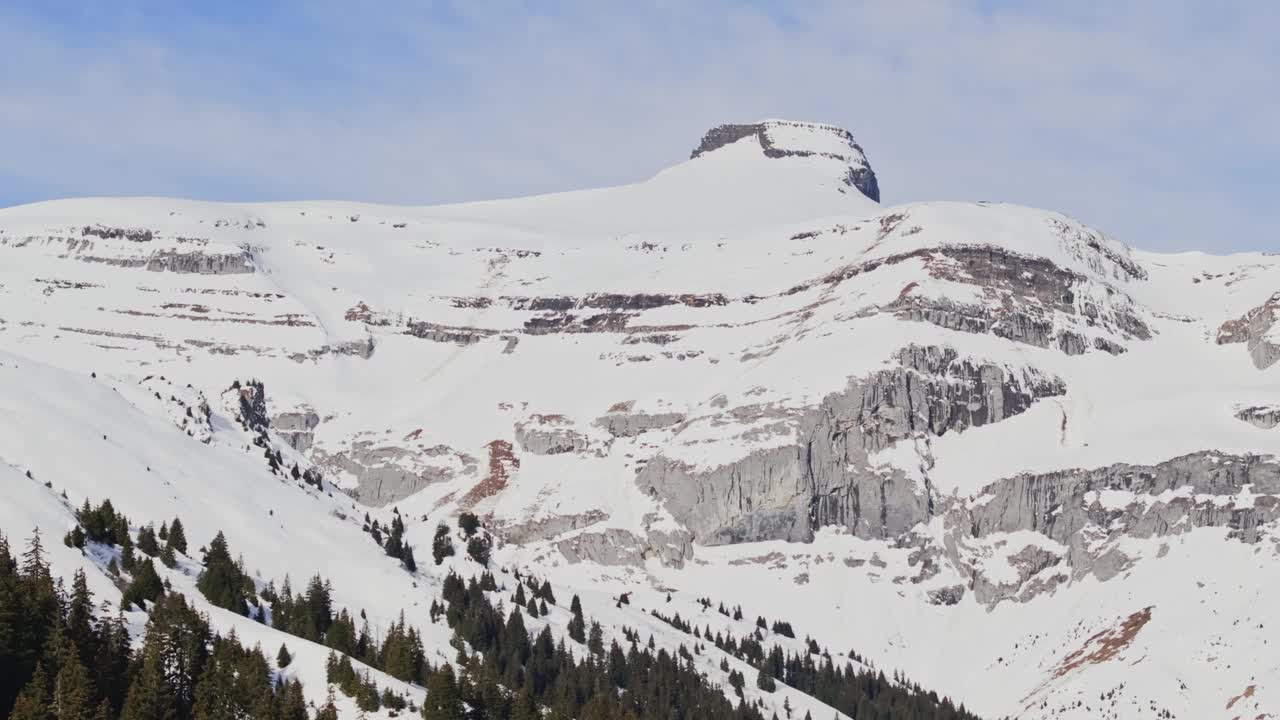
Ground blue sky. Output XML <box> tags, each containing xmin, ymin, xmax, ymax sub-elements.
<box><xmin>1</xmin><ymin>1</ymin><xmax>1276</xmax><ymax>252</ymax></box>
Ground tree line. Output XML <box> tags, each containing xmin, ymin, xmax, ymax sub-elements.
<box><xmin>1</xmin><ymin>530</ymin><xmax>309</xmax><ymax>720</ymax></box>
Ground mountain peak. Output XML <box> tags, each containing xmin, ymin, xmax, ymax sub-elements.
<box><xmin>689</xmin><ymin>120</ymin><xmax>880</xmax><ymax>202</ymax></box>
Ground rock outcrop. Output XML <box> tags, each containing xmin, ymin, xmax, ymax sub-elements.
<box><xmin>145</xmin><ymin>249</ymin><xmax>255</xmax><ymax>274</ymax></box>
<box><xmin>638</xmin><ymin>345</ymin><xmax>1066</xmax><ymax>545</ymax></box>
<box><xmin>273</xmin><ymin>409</ymin><xmax>320</xmax><ymax>452</ymax></box>
<box><xmin>823</xmin><ymin>243</ymin><xmax>1150</xmax><ymax>355</ymax></box>
<box><xmin>690</xmin><ymin>121</ymin><xmax>880</xmax><ymax>202</ymax></box>
<box><xmin>555</xmin><ymin>527</ymin><xmax>694</xmax><ymax>568</ymax></box>
<box><xmin>942</xmin><ymin>451</ymin><xmax>1280</xmax><ymax>605</ymax></box>
<box><xmin>315</xmin><ymin>439</ymin><xmax>474</xmax><ymax>506</ymax></box>
<box><xmin>965</xmin><ymin>451</ymin><xmax>1280</xmax><ymax>544</ymax></box>
<box><xmin>515</xmin><ymin>414</ymin><xmax>601</xmax><ymax>455</ymax></box>
<box><xmin>596</xmin><ymin>410</ymin><xmax>686</xmax><ymax>438</ymax></box>
<box><xmin>1217</xmin><ymin>292</ymin><xmax>1280</xmax><ymax>369</ymax></box>
<box><xmin>1236</xmin><ymin>404</ymin><xmax>1280</xmax><ymax>429</ymax></box>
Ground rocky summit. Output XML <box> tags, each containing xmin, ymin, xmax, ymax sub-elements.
<box><xmin>2</xmin><ymin>120</ymin><xmax>1278</xmax><ymax>719</ymax></box>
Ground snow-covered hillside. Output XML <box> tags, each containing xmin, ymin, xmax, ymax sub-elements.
<box><xmin>2</xmin><ymin>119</ymin><xmax>1278</xmax><ymax>719</ymax></box>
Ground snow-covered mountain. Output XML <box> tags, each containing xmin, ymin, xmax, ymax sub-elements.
<box><xmin>2</xmin><ymin>119</ymin><xmax>1278</xmax><ymax>718</ymax></box>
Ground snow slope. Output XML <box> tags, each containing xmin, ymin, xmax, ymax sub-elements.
<box><xmin>1</xmin><ymin>119</ymin><xmax>1278</xmax><ymax>719</ymax></box>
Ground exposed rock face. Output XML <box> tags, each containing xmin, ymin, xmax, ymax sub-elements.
<box><xmin>942</xmin><ymin>451</ymin><xmax>1280</xmax><ymax>605</ymax></box>
<box><xmin>690</xmin><ymin>121</ymin><xmax>880</xmax><ymax>202</ymax></box>
<box><xmin>596</xmin><ymin>411</ymin><xmax>686</xmax><ymax>438</ymax></box>
<box><xmin>926</xmin><ymin>584</ymin><xmax>966</xmax><ymax>606</ymax></box>
<box><xmin>1217</xmin><ymin>292</ymin><xmax>1280</xmax><ymax>369</ymax></box>
<box><xmin>147</xmin><ymin>249</ymin><xmax>255</xmax><ymax>274</ymax></box>
<box><xmin>1236</xmin><ymin>404</ymin><xmax>1280</xmax><ymax>429</ymax></box>
<box><xmin>638</xmin><ymin>345</ymin><xmax>1066</xmax><ymax>545</ymax></box>
<box><xmin>514</xmin><ymin>415</ymin><xmax>603</xmax><ymax>456</ymax></box>
<box><xmin>877</xmin><ymin>245</ymin><xmax>1149</xmax><ymax>354</ymax></box>
<box><xmin>966</xmin><ymin>451</ymin><xmax>1280</xmax><ymax>544</ymax></box>
<box><xmin>555</xmin><ymin>527</ymin><xmax>694</xmax><ymax>568</ymax></box>
<box><xmin>496</xmin><ymin>510</ymin><xmax>610</xmax><ymax>545</ymax></box>
<box><xmin>316</xmin><ymin>440</ymin><xmax>471</xmax><ymax>506</ymax></box>
<box><xmin>403</xmin><ymin>321</ymin><xmax>494</xmax><ymax>345</ymax></box>
<box><xmin>273</xmin><ymin>410</ymin><xmax>320</xmax><ymax>452</ymax></box>
<box><xmin>81</xmin><ymin>225</ymin><xmax>155</xmax><ymax>243</ymax></box>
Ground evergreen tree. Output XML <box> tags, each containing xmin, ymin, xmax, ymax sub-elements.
<box><xmin>303</xmin><ymin>575</ymin><xmax>334</xmax><ymax>640</ymax></box>
<box><xmin>136</xmin><ymin>526</ymin><xmax>159</xmax><ymax>557</ymax></box>
<box><xmin>120</xmin><ymin>559</ymin><xmax>164</xmax><ymax>611</ymax></box>
<box><xmin>431</xmin><ymin>524</ymin><xmax>455</xmax><ymax>565</ymax></box>
<box><xmin>274</xmin><ymin>678</ymin><xmax>308</xmax><ymax>720</ymax></box>
<box><xmin>119</xmin><ymin>534</ymin><xmax>136</xmax><ymax>573</ymax></box>
<box><xmin>421</xmin><ymin>665</ymin><xmax>464</xmax><ymax>720</ymax></box>
<box><xmin>52</xmin><ymin>638</ymin><xmax>96</xmax><ymax>720</ymax></box>
<box><xmin>567</xmin><ymin>595</ymin><xmax>586</xmax><ymax>644</ymax></box>
<box><xmin>314</xmin><ymin>690</ymin><xmax>339</xmax><ymax>720</ymax></box>
<box><xmin>457</xmin><ymin>512</ymin><xmax>480</xmax><ymax>538</ymax></box>
<box><xmin>121</xmin><ymin>594</ymin><xmax>211</xmax><ymax>719</ymax></box>
<box><xmin>538</xmin><ymin>579</ymin><xmax>556</xmax><ymax>605</ymax></box>
<box><xmin>65</xmin><ymin>570</ymin><xmax>96</xmax><ymax>663</ymax></box>
<box><xmin>196</xmin><ymin>532</ymin><xmax>252</xmax><ymax>614</ymax></box>
<box><xmin>8</xmin><ymin>660</ymin><xmax>51</xmax><ymax>720</ymax></box>
<box><xmin>588</xmin><ymin>621</ymin><xmax>605</xmax><ymax>656</ymax></box>
<box><xmin>466</xmin><ymin>535</ymin><xmax>491</xmax><ymax>566</ymax></box>
<box><xmin>384</xmin><ymin>514</ymin><xmax>405</xmax><ymax>559</ymax></box>
<box><xmin>166</xmin><ymin>518</ymin><xmax>187</xmax><ymax>555</ymax></box>
<box><xmin>276</xmin><ymin>643</ymin><xmax>293</xmax><ymax>668</ymax></box>
<box><xmin>91</xmin><ymin>612</ymin><xmax>131</xmax><ymax>715</ymax></box>
<box><xmin>66</xmin><ymin>526</ymin><xmax>86</xmax><ymax>551</ymax></box>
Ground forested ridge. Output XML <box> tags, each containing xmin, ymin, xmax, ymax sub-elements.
<box><xmin>1</xmin><ymin>501</ymin><xmax>984</xmax><ymax>719</ymax></box>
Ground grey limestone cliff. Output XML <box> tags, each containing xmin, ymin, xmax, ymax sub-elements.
<box><xmin>637</xmin><ymin>345</ymin><xmax>1066</xmax><ymax>545</ymax></box>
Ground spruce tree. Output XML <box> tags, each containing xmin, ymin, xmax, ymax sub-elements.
<box><xmin>538</xmin><ymin>579</ymin><xmax>556</xmax><ymax>605</ymax></box>
<box><xmin>120</xmin><ymin>559</ymin><xmax>164</xmax><ymax>611</ymax></box>
<box><xmin>67</xmin><ymin>526</ymin><xmax>86</xmax><ymax>551</ymax></box>
<box><xmin>431</xmin><ymin>524</ymin><xmax>455</xmax><ymax>565</ymax></box>
<box><xmin>8</xmin><ymin>661</ymin><xmax>51</xmax><ymax>720</ymax></box>
<box><xmin>66</xmin><ymin>570</ymin><xmax>96</xmax><ymax>663</ymax></box>
<box><xmin>457</xmin><ymin>512</ymin><xmax>480</xmax><ymax>537</ymax></box>
<box><xmin>166</xmin><ymin>518</ymin><xmax>187</xmax><ymax>555</ymax></box>
<box><xmin>313</xmin><ymin>690</ymin><xmax>339</xmax><ymax>720</ymax></box>
<box><xmin>466</xmin><ymin>535</ymin><xmax>491</xmax><ymax>566</ymax></box>
<box><xmin>52</xmin><ymin>638</ymin><xmax>96</xmax><ymax>720</ymax></box>
<box><xmin>119</xmin><ymin>535</ymin><xmax>136</xmax><ymax>573</ymax></box>
<box><xmin>196</xmin><ymin>531</ymin><xmax>251</xmax><ymax>614</ymax></box>
<box><xmin>276</xmin><ymin>643</ymin><xmax>292</xmax><ymax>668</ymax></box>
<box><xmin>92</xmin><ymin>612</ymin><xmax>131</xmax><ymax>714</ymax></box>
<box><xmin>275</xmin><ymin>679</ymin><xmax>308</xmax><ymax>720</ymax></box>
<box><xmin>421</xmin><ymin>665</ymin><xmax>464</xmax><ymax>720</ymax></box>
<box><xmin>136</xmin><ymin>526</ymin><xmax>159</xmax><ymax>557</ymax></box>
<box><xmin>588</xmin><ymin>621</ymin><xmax>605</xmax><ymax>656</ymax></box>
<box><xmin>567</xmin><ymin>595</ymin><xmax>586</xmax><ymax>644</ymax></box>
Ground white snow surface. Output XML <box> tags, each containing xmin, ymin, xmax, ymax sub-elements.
<box><xmin>1</xmin><ymin>119</ymin><xmax>1279</xmax><ymax>719</ymax></box>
